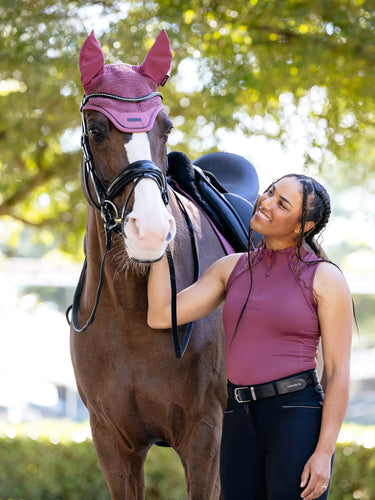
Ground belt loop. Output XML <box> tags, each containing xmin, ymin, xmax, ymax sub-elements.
<box><xmin>272</xmin><ymin>380</ymin><xmax>280</xmax><ymax>396</ymax></box>
<box><xmin>250</xmin><ymin>387</ymin><xmax>256</xmax><ymax>401</ymax></box>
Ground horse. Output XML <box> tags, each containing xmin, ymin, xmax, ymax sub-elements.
<box><xmin>69</xmin><ymin>29</ymin><xmax>230</xmax><ymax>499</ymax></box>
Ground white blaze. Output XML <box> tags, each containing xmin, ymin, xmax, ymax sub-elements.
<box><xmin>125</xmin><ymin>133</ymin><xmax>152</xmax><ymax>163</ymax></box>
<box><xmin>123</xmin><ymin>133</ymin><xmax>175</xmax><ymax>261</ymax></box>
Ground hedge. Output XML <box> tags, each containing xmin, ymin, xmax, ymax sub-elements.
<box><xmin>0</xmin><ymin>422</ymin><xmax>373</xmax><ymax>499</ymax></box>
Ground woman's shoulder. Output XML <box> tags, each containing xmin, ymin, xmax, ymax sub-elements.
<box><xmin>314</xmin><ymin>260</ymin><xmax>347</xmax><ymax>281</ymax></box>
<box><xmin>219</xmin><ymin>252</ymin><xmax>245</xmax><ymax>272</ymax></box>
<box><xmin>313</xmin><ymin>260</ymin><xmax>351</xmax><ymax>298</ymax></box>
<box><xmin>212</xmin><ymin>252</ymin><xmax>246</xmax><ymax>287</ymax></box>
<box><xmin>218</xmin><ymin>252</ymin><xmax>247</xmax><ymax>285</ymax></box>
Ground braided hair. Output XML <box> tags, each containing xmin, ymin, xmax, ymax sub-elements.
<box><xmin>289</xmin><ymin>174</ymin><xmax>331</xmax><ymax>259</ymax></box>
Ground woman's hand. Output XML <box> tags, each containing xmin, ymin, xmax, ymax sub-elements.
<box><xmin>300</xmin><ymin>451</ymin><xmax>332</xmax><ymax>499</ymax></box>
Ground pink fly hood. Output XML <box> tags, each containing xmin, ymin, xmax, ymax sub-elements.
<box><xmin>79</xmin><ymin>29</ymin><xmax>172</xmax><ymax>133</ymax></box>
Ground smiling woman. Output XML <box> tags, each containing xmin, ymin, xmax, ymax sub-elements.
<box><xmin>250</xmin><ymin>176</ymin><xmax>317</xmax><ymax>251</ymax></box>
<box><xmin>148</xmin><ymin>173</ymin><xmax>353</xmax><ymax>500</ymax></box>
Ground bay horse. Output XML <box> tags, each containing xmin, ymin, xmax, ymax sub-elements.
<box><xmin>70</xmin><ymin>29</ymin><xmax>229</xmax><ymax>499</ymax></box>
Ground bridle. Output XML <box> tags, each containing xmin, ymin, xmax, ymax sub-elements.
<box><xmin>67</xmin><ymin>91</ymin><xmax>199</xmax><ymax>358</ymax></box>
<box><xmin>80</xmin><ymin>91</ymin><xmax>169</xmax><ymax>229</ymax></box>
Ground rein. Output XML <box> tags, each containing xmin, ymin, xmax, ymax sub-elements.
<box><xmin>166</xmin><ymin>190</ymin><xmax>200</xmax><ymax>358</ymax></box>
<box><xmin>67</xmin><ymin>91</ymin><xmax>199</xmax><ymax>357</ymax></box>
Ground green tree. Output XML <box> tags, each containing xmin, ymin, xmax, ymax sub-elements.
<box><xmin>0</xmin><ymin>0</ymin><xmax>122</xmax><ymax>255</ymax></box>
<box><xmin>1</xmin><ymin>0</ymin><xmax>374</xmax><ymax>257</ymax></box>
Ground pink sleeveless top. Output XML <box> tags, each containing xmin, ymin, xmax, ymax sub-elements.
<box><xmin>223</xmin><ymin>245</ymin><xmax>323</xmax><ymax>385</ymax></box>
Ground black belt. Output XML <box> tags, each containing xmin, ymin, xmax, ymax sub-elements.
<box><xmin>228</xmin><ymin>370</ymin><xmax>319</xmax><ymax>403</ymax></box>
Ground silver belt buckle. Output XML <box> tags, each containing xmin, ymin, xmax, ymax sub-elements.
<box><xmin>234</xmin><ymin>386</ymin><xmax>256</xmax><ymax>403</ymax></box>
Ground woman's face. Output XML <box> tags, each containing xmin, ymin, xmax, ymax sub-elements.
<box><xmin>250</xmin><ymin>176</ymin><xmax>307</xmax><ymax>248</ymax></box>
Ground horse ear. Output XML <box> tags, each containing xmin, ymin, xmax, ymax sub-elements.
<box><xmin>137</xmin><ymin>29</ymin><xmax>172</xmax><ymax>86</ymax></box>
<box><xmin>79</xmin><ymin>30</ymin><xmax>105</xmax><ymax>90</ymax></box>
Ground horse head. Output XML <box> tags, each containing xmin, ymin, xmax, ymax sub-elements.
<box><xmin>79</xmin><ymin>29</ymin><xmax>176</xmax><ymax>262</ymax></box>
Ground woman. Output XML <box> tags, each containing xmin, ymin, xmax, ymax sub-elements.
<box><xmin>147</xmin><ymin>173</ymin><xmax>353</xmax><ymax>500</ymax></box>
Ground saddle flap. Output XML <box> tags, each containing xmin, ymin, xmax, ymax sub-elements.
<box><xmin>167</xmin><ymin>151</ymin><xmax>262</xmax><ymax>252</ymax></box>
<box><xmin>193</xmin><ymin>166</ymin><xmax>250</xmax><ymax>251</ymax></box>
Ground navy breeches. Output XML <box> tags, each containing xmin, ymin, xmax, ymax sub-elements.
<box><xmin>220</xmin><ymin>377</ymin><xmax>333</xmax><ymax>500</ymax></box>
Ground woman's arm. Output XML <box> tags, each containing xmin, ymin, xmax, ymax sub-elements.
<box><xmin>300</xmin><ymin>262</ymin><xmax>353</xmax><ymax>500</ymax></box>
<box><xmin>147</xmin><ymin>251</ymin><xmax>241</xmax><ymax>329</ymax></box>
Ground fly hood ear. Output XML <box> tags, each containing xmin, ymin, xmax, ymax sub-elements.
<box><xmin>79</xmin><ymin>30</ymin><xmax>105</xmax><ymax>92</ymax></box>
<box><xmin>137</xmin><ymin>29</ymin><xmax>172</xmax><ymax>86</ymax></box>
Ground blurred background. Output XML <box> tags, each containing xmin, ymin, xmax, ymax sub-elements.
<box><xmin>0</xmin><ymin>0</ymin><xmax>374</xmax><ymax>498</ymax></box>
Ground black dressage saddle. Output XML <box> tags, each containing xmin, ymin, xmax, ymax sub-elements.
<box><xmin>167</xmin><ymin>151</ymin><xmax>262</xmax><ymax>252</ymax></box>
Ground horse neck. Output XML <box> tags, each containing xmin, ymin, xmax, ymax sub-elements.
<box><xmin>84</xmin><ymin>206</ymin><xmax>146</xmax><ymax>305</ymax></box>
<box><xmin>168</xmin><ymin>187</ymin><xmax>227</xmax><ymax>279</ymax></box>
<box><xmin>167</xmin><ymin>190</ymin><xmax>201</xmax><ymax>285</ymax></box>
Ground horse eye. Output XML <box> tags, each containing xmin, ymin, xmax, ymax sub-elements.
<box><xmin>89</xmin><ymin>127</ymin><xmax>104</xmax><ymax>142</ymax></box>
<box><xmin>163</xmin><ymin>125</ymin><xmax>173</xmax><ymax>140</ymax></box>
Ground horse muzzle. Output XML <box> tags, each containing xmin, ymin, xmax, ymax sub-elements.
<box><xmin>122</xmin><ymin>178</ymin><xmax>176</xmax><ymax>262</ymax></box>
<box><xmin>123</xmin><ymin>219</ymin><xmax>176</xmax><ymax>263</ymax></box>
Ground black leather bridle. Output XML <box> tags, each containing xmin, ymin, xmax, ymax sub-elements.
<box><xmin>67</xmin><ymin>92</ymin><xmax>199</xmax><ymax>358</ymax></box>
<box><xmin>80</xmin><ymin>92</ymin><xmax>169</xmax><ymax>225</ymax></box>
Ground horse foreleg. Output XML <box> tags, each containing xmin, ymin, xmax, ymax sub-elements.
<box><xmin>90</xmin><ymin>417</ymin><xmax>148</xmax><ymax>500</ymax></box>
<box><xmin>176</xmin><ymin>417</ymin><xmax>223</xmax><ymax>500</ymax></box>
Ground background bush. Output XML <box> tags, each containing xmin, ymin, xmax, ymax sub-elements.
<box><xmin>331</xmin><ymin>443</ymin><xmax>375</xmax><ymax>500</ymax></box>
<box><xmin>0</xmin><ymin>422</ymin><xmax>373</xmax><ymax>499</ymax></box>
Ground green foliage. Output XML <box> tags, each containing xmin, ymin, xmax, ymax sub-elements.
<box><xmin>331</xmin><ymin>442</ymin><xmax>375</xmax><ymax>500</ymax></box>
<box><xmin>0</xmin><ymin>433</ymin><xmax>186</xmax><ymax>499</ymax></box>
<box><xmin>0</xmin><ymin>437</ymin><xmax>109</xmax><ymax>500</ymax></box>
<box><xmin>143</xmin><ymin>447</ymin><xmax>186</xmax><ymax>500</ymax></box>
<box><xmin>121</xmin><ymin>0</ymin><xmax>375</xmax><ymax>181</ymax></box>
<box><xmin>1</xmin><ymin>1</ymin><xmax>375</xmax><ymax>256</ymax></box>
<box><xmin>0</xmin><ymin>422</ymin><xmax>373</xmax><ymax>499</ymax></box>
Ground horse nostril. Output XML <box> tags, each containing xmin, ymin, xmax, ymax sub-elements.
<box><xmin>166</xmin><ymin>217</ymin><xmax>176</xmax><ymax>243</ymax></box>
<box><xmin>124</xmin><ymin>217</ymin><xmax>143</xmax><ymax>239</ymax></box>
